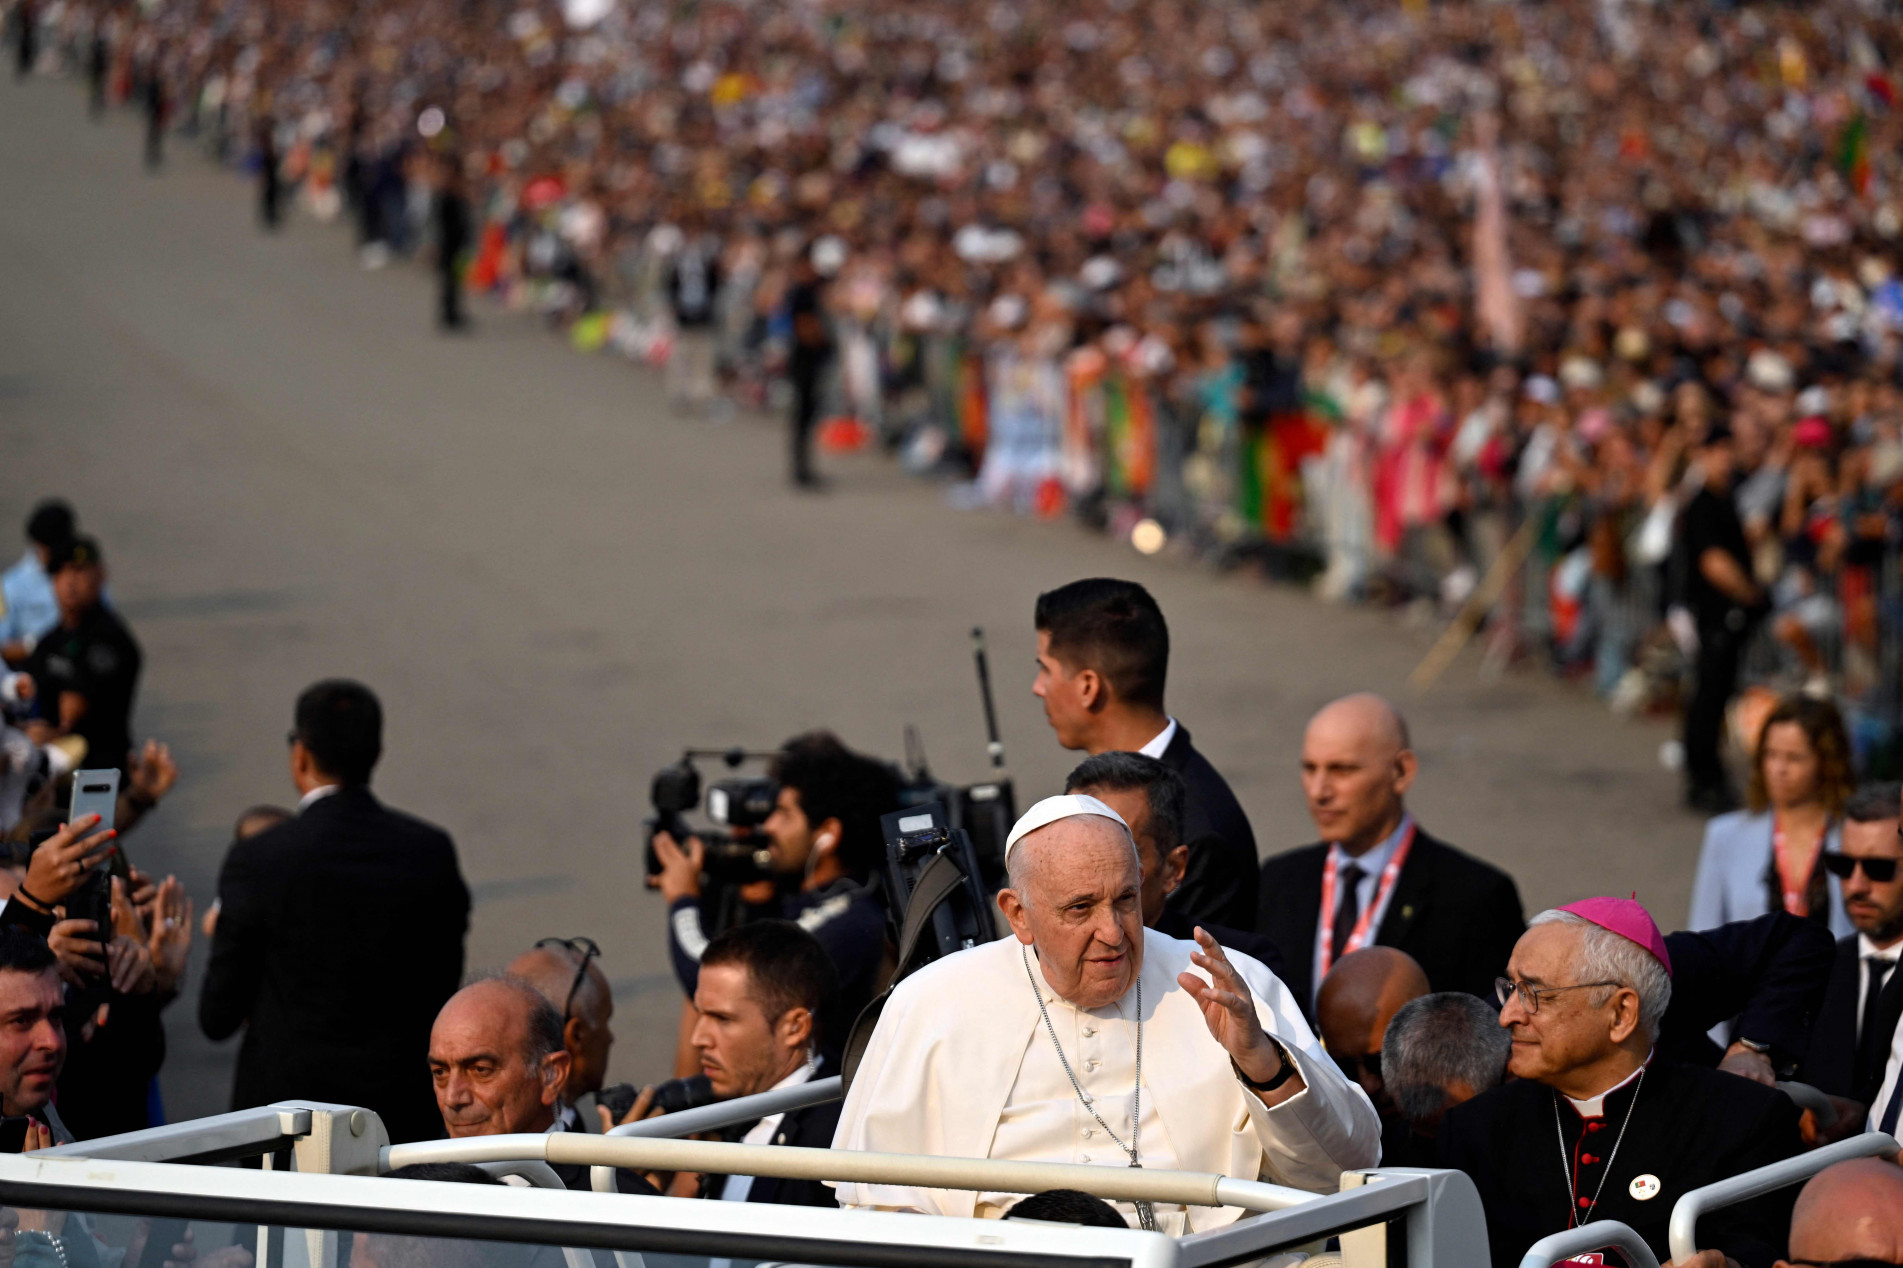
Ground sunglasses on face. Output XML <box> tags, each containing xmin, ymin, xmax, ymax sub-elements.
<box><xmin>1822</xmin><ymin>854</ymin><xmax>1900</xmax><ymax>884</ymax></box>
<box><xmin>534</xmin><ymin>936</ymin><xmax>601</xmax><ymax>1022</ymax></box>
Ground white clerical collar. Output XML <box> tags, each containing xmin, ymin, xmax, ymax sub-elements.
<box><xmin>1329</xmin><ymin>813</ymin><xmax>1413</xmax><ymax>876</ymax></box>
<box><xmin>1136</xmin><ymin>718</ymin><xmax>1178</xmax><ymax>760</ymax></box>
<box><xmin>1565</xmin><ymin>1052</ymin><xmax>1652</xmax><ymax>1119</ymax></box>
<box><xmin>298</xmin><ymin>784</ymin><xmax>342</xmax><ymax>811</ymax></box>
<box><xmin>1859</xmin><ymin>933</ymin><xmax>1903</xmax><ymax>963</ymax></box>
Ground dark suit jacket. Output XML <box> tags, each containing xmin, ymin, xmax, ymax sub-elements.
<box><xmin>1657</xmin><ymin>912</ymin><xmax>1834</xmax><ymax>1070</ymax></box>
<box><xmin>1439</xmin><ymin>1060</ymin><xmax>1801</xmax><ymax>1268</ymax></box>
<box><xmin>1802</xmin><ymin>936</ymin><xmax>1903</xmax><ymax>1105</ymax></box>
<box><xmin>199</xmin><ymin>785</ymin><xmax>470</xmax><ymax>1144</ymax></box>
<box><xmin>1156</xmin><ymin>724</ymin><xmax>1259</xmax><ymax>930</ymax></box>
<box><xmin>1256</xmin><ymin>826</ymin><xmax>1523</xmax><ymax>1006</ymax></box>
<box><xmin>697</xmin><ymin>1067</ymin><xmax>844</xmax><ymax>1208</ymax></box>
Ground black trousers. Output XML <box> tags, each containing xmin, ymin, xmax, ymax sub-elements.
<box><xmin>789</xmin><ymin>368</ymin><xmax>822</xmax><ymax>484</ymax></box>
<box><xmin>1684</xmin><ymin>617</ymin><xmax>1747</xmax><ymax>795</ymax></box>
<box><xmin>437</xmin><ymin>263</ymin><xmax>465</xmax><ymax>329</ymax></box>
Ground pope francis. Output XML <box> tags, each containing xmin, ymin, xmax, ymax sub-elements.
<box><xmin>831</xmin><ymin>794</ymin><xmax>1381</xmax><ymax>1231</ymax></box>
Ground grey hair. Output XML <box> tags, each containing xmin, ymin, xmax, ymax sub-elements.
<box><xmin>1383</xmin><ymin>992</ymin><xmax>1510</xmax><ymax>1128</ymax></box>
<box><xmin>1527</xmin><ymin>909</ymin><xmax>1673</xmax><ymax>1040</ymax></box>
<box><xmin>473</xmin><ymin>973</ymin><xmax>567</xmax><ymax>1065</ymax></box>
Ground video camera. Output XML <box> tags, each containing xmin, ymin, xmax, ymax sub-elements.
<box><xmin>645</xmin><ymin>746</ymin><xmax>784</xmax><ymax>936</ymax></box>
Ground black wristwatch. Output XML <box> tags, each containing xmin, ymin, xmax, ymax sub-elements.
<box><xmin>1233</xmin><ymin>1039</ymin><xmax>1297</xmax><ymax>1093</ymax></box>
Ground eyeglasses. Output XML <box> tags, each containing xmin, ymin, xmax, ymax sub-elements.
<box><xmin>1821</xmin><ymin>853</ymin><xmax>1900</xmax><ymax>884</ymax></box>
<box><xmin>534</xmin><ymin>936</ymin><xmax>601</xmax><ymax>1022</ymax></box>
<box><xmin>1330</xmin><ymin>1049</ymin><xmax>1382</xmax><ymax>1083</ymax></box>
<box><xmin>1495</xmin><ymin>977</ymin><xmax>1622</xmax><ymax>1015</ymax></box>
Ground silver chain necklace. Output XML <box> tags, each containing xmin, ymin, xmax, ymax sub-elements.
<box><xmin>1553</xmin><ymin>1067</ymin><xmax>1645</xmax><ymax>1228</ymax></box>
<box><xmin>1022</xmin><ymin>948</ymin><xmax>1158</xmax><ymax>1232</ymax></box>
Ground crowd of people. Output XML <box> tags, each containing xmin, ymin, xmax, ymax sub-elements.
<box><xmin>1</xmin><ymin>529</ymin><xmax>1902</xmax><ymax>1265</ymax></box>
<box><xmin>8</xmin><ymin>0</ymin><xmax>1903</xmax><ymax>775</ymax></box>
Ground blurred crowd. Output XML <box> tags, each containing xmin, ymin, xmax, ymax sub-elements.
<box><xmin>8</xmin><ymin>0</ymin><xmax>1903</xmax><ymax>751</ymax></box>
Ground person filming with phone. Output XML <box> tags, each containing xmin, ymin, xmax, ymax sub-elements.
<box><xmin>653</xmin><ymin>732</ymin><xmax>898</xmax><ymax>1050</ymax></box>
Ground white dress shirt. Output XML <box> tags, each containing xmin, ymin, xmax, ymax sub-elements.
<box><xmin>1136</xmin><ymin>718</ymin><xmax>1178</xmax><ymax>760</ymax></box>
<box><xmin>1311</xmin><ymin>814</ymin><xmax>1414</xmax><ymax>1002</ymax></box>
<box><xmin>298</xmin><ymin>783</ymin><xmax>341</xmax><ymax>811</ymax></box>
<box><xmin>985</xmin><ymin>958</ymin><xmax>1188</xmax><ymax>1231</ymax></box>
<box><xmin>1861</xmin><ymin>936</ymin><xmax>1903</xmax><ymax>1133</ymax></box>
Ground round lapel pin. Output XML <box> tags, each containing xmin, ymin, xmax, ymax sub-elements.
<box><xmin>1629</xmin><ymin>1174</ymin><xmax>1661</xmax><ymax>1201</ymax></box>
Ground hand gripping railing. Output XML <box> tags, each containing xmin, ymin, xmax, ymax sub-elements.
<box><xmin>587</xmin><ymin>1075</ymin><xmax>845</xmax><ymax>1193</ymax></box>
<box><xmin>1775</xmin><ymin>1080</ymin><xmax>1839</xmax><ymax>1133</ymax></box>
<box><xmin>1518</xmin><ymin>1222</ymin><xmax>1661</xmax><ymax>1268</ymax></box>
<box><xmin>1665</xmin><ymin>1130</ymin><xmax>1899</xmax><ymax>1263</ymax></box>
<box><xmin>381</xmin><ymin>1132</ymin><xmax>1319</xmax><ymax>1215</ymax></box>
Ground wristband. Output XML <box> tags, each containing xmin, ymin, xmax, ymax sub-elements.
<box><xmin>13</xmin><ymin>883</ymin><xmax>53</xmax><ymax>913</ymax></box>
<box><xmin>1233</xmin><ymin>1039</ymin><xmax>1297</xmax><ymax>1093</ymax></box>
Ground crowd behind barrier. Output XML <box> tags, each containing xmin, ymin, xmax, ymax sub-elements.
<box><xmin>9</xmin><ymin>0</ymin><xmax>1903</xmax><ymax>755</ymax></box>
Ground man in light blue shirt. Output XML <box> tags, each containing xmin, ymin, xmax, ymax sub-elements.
<box><xmin>0</xmin><ymin>500</ymin><xmax>74</xmax><ymax>666</ymax></box>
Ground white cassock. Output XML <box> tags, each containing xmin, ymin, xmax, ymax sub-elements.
<box><xmin>830</xmin><ymin>926</ymin><xmax>1381</xmax><ymax>1232</ymax></box>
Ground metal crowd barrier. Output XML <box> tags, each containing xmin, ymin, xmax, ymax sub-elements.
<box><xmin>1518</xmin><ymin>1223</ymin><xmax>1662</xmax><ymax>1268</ymax></box>
<box><xmin>1666</xmin><ymin>1131</ymin><xmax>1899</xmax><ymax>1263</ymax></box>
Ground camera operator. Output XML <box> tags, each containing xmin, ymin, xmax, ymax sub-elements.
<box><xmin>654</xmin><ymin>731</ymin><xmax>897</xmax><ymax>1045</ymax></box>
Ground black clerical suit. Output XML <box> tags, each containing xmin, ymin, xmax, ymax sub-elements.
<box><xmin>200</xmin><ymin>785</ymin><xmax>470</xmax><ymax>1144</ymax></box>
<box><xmin>1255</xmin><ymin>825</ymin><xmax>1524</xmax><ymax>1006</ymax></box>
<box><xmin>1156</xmin><ymin>724</ymin><xmax>1259</xmax><ymax>930</ymax></box>
<box><xmin>695</xmin><ymin>1062</ymin><xmax>843</xmax><ymax>1208</ymax></box>
<box><xmin>1801</xmin><ymin>936</ymin><xmax>1903</xmax><ymax>1111</ymax></box>
<box><xmin>1439</xmin><ymin>1060</ymin><xmax>1802</xmax><ymax>1268</ymax></box>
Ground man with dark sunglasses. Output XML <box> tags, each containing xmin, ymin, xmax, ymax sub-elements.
<box><xmin>1802</xmin><ymin>783</ymin><xmax>1903</xmax><ymax>1136</ymax></box>
<box><xmin>1773</xmin><ymin>1156</ymin><xmax>1903</xmax><ymax>1268</ymax></box>
<box><xmin>509</xmin><ymin>937</ymin><xmax>612</xmax><ymax>1128</ymax></box>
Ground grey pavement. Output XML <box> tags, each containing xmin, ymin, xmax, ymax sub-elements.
<box><xmin>0</xmin><ymin>71</ymin><xmax>1702</xmax><ymax>1125</ymax></box>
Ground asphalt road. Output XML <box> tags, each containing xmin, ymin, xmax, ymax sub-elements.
<box><xmin>0</xmin><ymin>71</ymin><xmax>1701</xmax><ymax>1125</ymax></box>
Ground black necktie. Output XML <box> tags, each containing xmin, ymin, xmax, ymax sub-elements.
<box><xmin>1332</xmin><ymin>863</ymin><xmax>1366</xmax><ymax>964</ymax></box>
<box><xmin>1858</xmin><ymin>957</ymin><xmax>1897</xmax><ymax>1087</ymax></box>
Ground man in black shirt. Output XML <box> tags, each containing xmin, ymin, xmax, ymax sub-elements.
<box><xmin>431</xmin><ymin>154</ymin><xmax>472</xmax><ymax>331</ymax></box>
<box><xmin>20</xmin><ymin>536</ymin><xmax>141</xmax><ymax>774</ymax></box>
<box><xmin>1676</xmin><ymin>423</ymin><xmax>1765</xmax><ymax>813</ymax></box>
<box><xmin>786</xmin><ymin>251</ymin><xmax>835</xmax><ymax>488</ymax></box>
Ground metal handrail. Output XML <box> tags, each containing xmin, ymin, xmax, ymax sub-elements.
<box><xmin>1520</xmin><ymin>1222</ymin><xmax>1660</xmax><ymax>1268</ymax></box>
<box><xmin>589</xmin><ymin>1074</ymin><xmax>845</xmax><ymax>1192</ymax></box>
<box><xmin>1175</xmin><ymin>1169</ymin><xmax>1494</xmax><ymax>1268</ymax></box>
<box><xmin>1666</xmin><ymin>1131</ymin><xmax>1899</xmax><ymax>1262</ymax></box>
<box><xmin>603</xmin><ymin>1076</ymin><xmax>844</xmax><ymax>1139</ymax></box>
<box><xmin>473</xmin><ymin>1160</ymin><xmax>566</xmax><ymax>1189</ymax></box>
<box><xmin>382</xmin><ymin>1132</ymin><xmax>1320</xmax><ymax>1214</ymax></box>
<box><xmin>37</xmin><ymin>1106</ymin><xmax>313</xmax><ymax>1165</ymax></box>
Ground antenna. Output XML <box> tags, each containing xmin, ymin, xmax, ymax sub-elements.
<box><xmin>971</xmin><ymin>627</ymin><xmax>1007</xmax><ymax>772</ymax></box>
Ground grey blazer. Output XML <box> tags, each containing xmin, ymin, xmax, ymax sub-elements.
<box><xmin>1689</xmin><ymin>810</ymin><xmax>1851</xmax><ymax>938</ymax></box>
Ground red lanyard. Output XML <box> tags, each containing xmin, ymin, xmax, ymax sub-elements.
<box><xmin>1316</xmin><ymin>821</ymin><xmax>1416</xmax><ymax>982</ymax></box>
<box><xmin>1772</xmin><ymin>815</ymin><xmax>1825</xmax><ymax>918</ymax></box>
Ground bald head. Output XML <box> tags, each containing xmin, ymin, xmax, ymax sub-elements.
<box><xmin>1302</xmin><ymin>694</ymin><xmax>1417</xmax><ymax>854</ymax></box>
<box><xmin>507</xmin><ymin>944</ymin><xmax>615</xmax><ymax>1099</ymax></box>
<box><xmin>1778</xmin><ymin>1158</ymin><xmax>1903</xmax><ymax>1267</ymax></box>
<box><xmin>428</xmin><ymin>977</ymin><xmax>569</xmax><ymax>1137</ymax></box>
<box><xmin>1317</xmin><ymin>947</ymin><xmax>1429</xmax><ymax>1110</ymax></box>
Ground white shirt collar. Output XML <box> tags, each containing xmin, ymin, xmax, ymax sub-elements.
<box><xmin>297</xmin><ymin>784</ymin><xmax>342</xmax><ymax>811</ymax></box>
<box><xmin>1565</xmin><ymin>1053</ymin><xmax>1652</xmax><ymax>1119</ymax></box>
<box><xmin>1136</xmin><ymin>718</ymin><xmax>1179</xmax><ymax>760</ymax></box>
<box><xmin>1859</xmin><ymin>934</ymin><xmax>1903</xmax><ymax>964</ymax></box>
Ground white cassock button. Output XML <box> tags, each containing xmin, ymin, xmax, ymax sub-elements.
<box><xmin>1085</xmin><ymin>1059</ymin><xmax>1100</xmax><ymax>1071</ymax></box>
<box><xmin>1083</xmin><ymin>1026</ymin><xmax>1097</xmax><ymax>1038</ymax></box>
<box><xmin>1629</xmin><ymin>1175</ymin><xmax>1661</xmax><ymax>1201</ymax></box>
<box><xmin>1082</xmin><ymin>1129</ymin><xmax>1094</xmax><ymax>1139</ymax></box>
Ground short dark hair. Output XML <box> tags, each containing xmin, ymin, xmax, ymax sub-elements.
<box><xmin>1382</xmin><ymin>992</ymin><xmax>1510</xmax><ymax>1129</ymax></box>
<box><xmin>25</xmin><ymin>501</ymin><xmax>75</xmax><ymax>549</ymax></box>
<box><xmin>1034</xmin><ymin>579</ymin><xmax>1169</xmax><ymax>711</ymax></box>
<box><xmin>384</xmin><ymin>1162</ymin><xmax>505</xmax><ymax>1184</ymax></box>
<box><xmin>1063</xmin><ymin>751</ymin><xmax>1185</xmax><ymax>855</ymax></box>
<box><xmin>0</xmin><ymin>927</ymin><xmax>58</xmax><ymax>977</ymax></box>
<box><xmin>701</xmin><ymin>920</ymin><xmax>837</xmax><ymax>1028</ymax></box>
<box><xmin>293</xmin><ymin>679</ymin><xmax>383</xmax><ymax>784</ymax></box>
<box><xmin>1005</xmin><ymin>1189</ymin><xmax>1128</xmax><ymax>1227</ymax></box>
<box><xmin>1845</xmin><ymin>782</ymin><xmax>1902</xmax><ymax>824</ymax></box>
<box><xmin>770</xmin><ymin>731</ymin><xmax>900</xmax><ymax>878</ymax></box>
